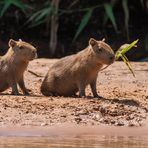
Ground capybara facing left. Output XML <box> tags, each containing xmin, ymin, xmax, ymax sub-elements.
<box><xmin>0</xmin><ymin>39</ymin><xmax>37</xmax><ymax>95</ymax></box>
<box><xmin>41</xmin><ymin>38</ymin><xmax>115</xmax><ymax>98</ymax></box>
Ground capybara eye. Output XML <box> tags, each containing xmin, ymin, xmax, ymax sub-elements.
<box><xmin>98</xmin><ymin>48</ymin><xmax>102</xmax><ymax>52</ymax></box>
<box><xmin>32</xmin><ymin>51</ymin><xmax>35</xmax><ymax>54</ymax></box>
<box><xmin>19</xmin><ymin>46</ymin><xmax>24</xmax><ymax>50</ymax></box>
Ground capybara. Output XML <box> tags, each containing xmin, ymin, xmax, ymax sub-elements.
<box><xmin>0</xmin><ymin>39</ymin><xmax>37</xmax><ymax>95</ymax></box>
<box><xmin>41</xmin><ymin>38</ymin><xmax>115</xmax><ymax>97</ymax></box>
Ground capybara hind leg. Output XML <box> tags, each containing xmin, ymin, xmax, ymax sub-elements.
<box><xmin>0</xmin><ymin>83</ymin><xmax>9</xmax><ymax>92</ymax></box>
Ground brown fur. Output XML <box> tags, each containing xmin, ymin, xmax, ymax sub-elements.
<box><xmin>0</xmin><ymin>39</ymin><xmax>37</xmax><ymax>95</ymax></box>
<box><xmin>41</xmin><ymin>38</ymin><xmax>115</xmax><ymax>97</ymax></box>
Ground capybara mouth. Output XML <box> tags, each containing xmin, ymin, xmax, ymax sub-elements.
<box><xmin>30</xmin><ymin>53</ymin><xmax>37</xmax><ymax>60</ymax></box>
<box><xmin>29</xmin><ymin>58</ymin><xmax>34</xmax><ymax>61</ymax></box>
<box><xmin>108</xmin><ymin>55</ymin><xmax>115</xmax><ymax>65</ymax></box>
<box><xmin>29</xmin><ymin>57</ymin><xmax>35</xmax><ymax>61</ymax></box>
<box><xmin>108</xmin><ymin>60</ymin><xmax>115</xmax><ymax>65</ymax></box>
<box><xmin>105</xmin><ymin>59</ymin><xmax>115</xmax><ymax>65</ymax></box>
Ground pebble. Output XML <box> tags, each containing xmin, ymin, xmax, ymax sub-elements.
<box><xmin>41</xmin><ymin>122</ymin><xmax>48</xmax><ymax>126</ymax></box>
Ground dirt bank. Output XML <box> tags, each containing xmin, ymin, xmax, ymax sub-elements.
<box><xmin>0</xmin><ymin>59</ymin><xmax>147</xmax><ymax>127</ymax></box>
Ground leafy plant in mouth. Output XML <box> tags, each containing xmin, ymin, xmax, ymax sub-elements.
<box><xmin>115</xmin><ymin>39</ymin><xmax>139</xmax><ymax>77</ymax></box>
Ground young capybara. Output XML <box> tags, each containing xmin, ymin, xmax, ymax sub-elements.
<box><xmin>41</xmin><ymin>38</ymin><xmax>115</xmax><ymax>97</ymax></box>
<box><xmin>0</xmin><ymin>39</ymin><xmax>37</xmax><ymax>95</ymax></box>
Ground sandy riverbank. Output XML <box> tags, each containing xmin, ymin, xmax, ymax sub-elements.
<box><xmin>0</xmin><ymin>59</ymin><xmax>147</xmax><ymax>128</ymax></box>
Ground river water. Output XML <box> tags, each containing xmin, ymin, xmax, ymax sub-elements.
<box><xmin>0</xmin><ymin>136</ymin><xmax>148</xmax><ymax>148</ymax></box>
<box><xmin>0</xmin><ymin>125</ymin><xmax>148</xmax><ymax>148</ymax></box>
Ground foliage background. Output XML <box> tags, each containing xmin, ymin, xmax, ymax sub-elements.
<box><xmin>0</xmin><ymin>0</ymin><xmax>148</xmax><ymax>60</ymax></box>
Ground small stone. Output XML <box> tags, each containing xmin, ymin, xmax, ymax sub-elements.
<box><xmin>41</xmin><ymin>122</ymin><xmax>48</xmax><ymax>126</ymax></box>
<box><xmin>111</xmin><ymin>120</ymin><xmax>115</xmax><ymax>124</ymax></box>
<box><xmin>75</xmin><ymin>117</ymin><xmax>82</xmax><ymax>123</ymax></box>
<box><xmin>116</xmin><ymin>122</ymin><xmax>124</xmax><ymax>126</ymax></box>
<box><xmin>61</xmin><ymin>115</ymin><xmax>66</xmax><ymax>118</ymax></box>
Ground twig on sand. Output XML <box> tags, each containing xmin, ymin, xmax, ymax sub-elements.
<box><xmin>27</xmin><ymin>70</ymin><xmax>43</xmax><ymax>77</ymax></box>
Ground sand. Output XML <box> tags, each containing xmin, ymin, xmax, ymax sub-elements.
<box><xmin>0</xmin><ymin>59</ymin><xmax>147</xmax><ymax>128</ymax></box>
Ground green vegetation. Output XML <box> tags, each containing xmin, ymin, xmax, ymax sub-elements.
<box><xmin>115</xmin><ymin>40</ymin><xmax>139</xmax><ymax>77</ymax></box>
<box><xmin>0</xmin><ymin>0</ymin><xmax>30</xmax><ymax>17</ymax></box>
<box><xmin>0</xmin><ymin>0</ymin><xmax>147</xmax><ymax>59</ymax></box>
<box><xmin>73</xmin><ymin>8</ymin><xmax>94</xmax><ymax>42</ymax></box>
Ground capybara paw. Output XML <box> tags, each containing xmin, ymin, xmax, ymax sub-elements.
<box><xmin>94</xmin><ymin>95</ymin><xmax>103</xmax><ymax>99</ymax></box>
<box><xmin>24</xmin><ymin>91</ymin><xmax>30</xmax><ymax>96</ymax></box>
<box><xmin>79</xmin><ymin>95</ymin><xmax>86</xmax><ymax>98</ymax></box>
<box><xmin>11</xmin><ymin>91</ymin><xmax>20</xmax><ymax>95</ymax></box>
<box><xmin>27</xmin><ymin>88</ymin><xmax>32</xmax><ymax>92</ymax></box>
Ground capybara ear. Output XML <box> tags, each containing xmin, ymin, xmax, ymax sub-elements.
<box><xmin>9</xmin><ymin>39</ymin><xmax>17</xmax><ymax>47</ymax></box>
<box><xmin>102</xmin><ymin>38</ymin><xmax>105</xmax><ymax>42</ymax></box>
<box><xmin>89</xmin><ymin>38</ymin><xmax>97</xmax><ymax>47</ymax></box>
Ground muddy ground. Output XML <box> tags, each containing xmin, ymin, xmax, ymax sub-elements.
<box><xmin>0</xmin><ymin>59</ymin><xmax>147</xmax><ymax>127</ymax></box>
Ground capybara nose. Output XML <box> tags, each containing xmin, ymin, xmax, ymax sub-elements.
<box><xmin>32</xmin><ymin>50</ymin><xmax>37</xmax><ymax>59</ymax></box>
<box><xmin>109</xmin><ymin>55</ymin><xmax>115</xmax><ymax>63</ymax></box>
<box><xmin>110</xmin><ymin>56</ymin><xmax>114</xmax><ymax>61</ymax></box>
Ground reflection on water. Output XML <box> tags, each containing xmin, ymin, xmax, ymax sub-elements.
<box><xmin>0</xmin><ymin>136</ymin><xmax>148</xmax><ymax>148</ymax></box>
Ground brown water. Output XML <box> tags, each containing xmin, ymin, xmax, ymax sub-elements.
<box><xmin>0</xmin><ymin>136</ymin><xmax>148</xmax><ymax>148</ymax></box>
<box><xmin>0</xmin><ymin>125</ymin><xmax>148</xmax><ymax>147</ymax></box>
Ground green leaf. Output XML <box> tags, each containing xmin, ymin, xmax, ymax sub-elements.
<box><xmin>12</xmin><ymin>0</ymin><xmax>29</xmax><ymax>10</ymax></box>
<box><xmin>104</xmin><ymin>3</ymin><xmax>118</xmax><ymax>33</ymax></box>
<box><xmin>73</xmin><ymin>8</ymin><xmax>93</xmax><ymax>42</ymax></box>
<box><xmin>103</xmin><ymin>0</ymin><xmax>117</xmax><ymax>25</ymax></box>
<box><xmin>0</xmin><ymin>0</ymin><xmax>30</xmax><ymax>17</ymax></box>
<box><xmin>28</xmin><ymin>11</ymin><xmax>42</xmax><ymax>22</ymax></box>
<box><xmin>0</xmin><ymin>0</ymin><xmax>11</xmax><ymax>17</ymax></box>
<box><xmin>122</xmin><ymin>0</ymin><xmax>129</xmax><ymax>40</ymax></box>
<box><xmin>115</xmin><ymin>39</ymin><xmax>139</xmax><ymax>77</ymax></box>
<box><xmin>26</xmin><ymin>6</ymin><xmax>52</xmax><ymax>27</ymax></box>
<box><xmin>34</xmin><ymin>7</ymin><xmax>51</xmax><ymax>22</ymax></box>
<box><xmin>116</xmin><ymin>39</ymin><xmax>139</xmax><ymax>59</ymax></box>
<box><xmin>28</xmin><ymin>20</ymin><xmax>46</xmax><ymax>28</ymax></box>
<box><xmin>122</xmin><ymin>54</ymin><xmax>135</xmax><ymax>77</ymax></box>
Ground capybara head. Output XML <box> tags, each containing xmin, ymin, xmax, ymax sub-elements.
<box><xmin>9</xmin><ymin>39</ymin><xmax>37</xmax><ymax>61</ymax></box>
<box><xmin>89</xmin><ymin>38</ymin><xmax>115</xmax><ymax>65</ymax></box>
